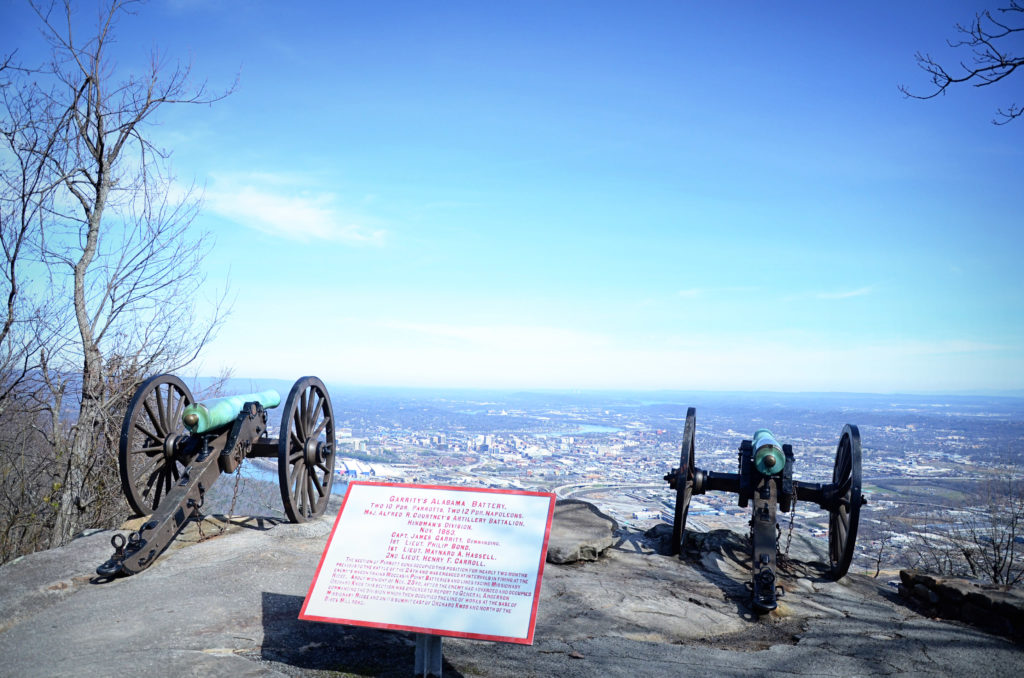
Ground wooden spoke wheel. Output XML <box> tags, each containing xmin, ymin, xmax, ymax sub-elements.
<box><xmin>670</xmin><ymin>407</ymin><xmax>697</xmax><ymax>556</ymax></box>
<box><xmin>827</xmin><ymin>424</ymin><xmax>863</xmax><ymax>579</ymax></box>
<box><xmin>278</xmin><ymin>376</ymin><xmax>336</xmax><ymax>522</ymax></box>
<box><xmin>118</xmin><ymin>374</ymin><xmax>194</xmax><ymax>516</ymax></box>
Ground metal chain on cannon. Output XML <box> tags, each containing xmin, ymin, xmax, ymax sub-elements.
<box><xmin>192</xmin><ymin>480</ymin><xmax>209</xmax><ymax>539</ymax></box>
<box><xmin>228</xmin><ymin>459</ymin><xmax>245</xmax><ymax>516</ymax></box>
<box><xmin>782</xmin><ymin>492</ymin><xmax>796</xmax><ymax>564</ymax></box>
<box><xmin>196</xmin><ymin>454</ymin><xmax>250</xmax><ymax>542</ymax></box>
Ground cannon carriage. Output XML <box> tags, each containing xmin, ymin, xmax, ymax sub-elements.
<box><xmin>665</xmin><ymin>408</ymin><xmax>865</xmax><ymax>614</ymax></box>
<box><xmin>97</xmin><ymin>374</ymin><xmax>336</xmax><ymax>577</ymax></box>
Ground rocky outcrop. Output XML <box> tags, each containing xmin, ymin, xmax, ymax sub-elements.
<box><xmin>1</xmin><ymin>500</ymin><xmax>1022</xmax><ymax>677</ymax></box>
<box><xmin>545</xmin><ymin>499</ymin><xmax>617</xmax><ymax>564</ymax></box>
<box><xmin>899</xmin><ymin>569</ymin><xmax>1024</xmax><ymax>639</ymax></box>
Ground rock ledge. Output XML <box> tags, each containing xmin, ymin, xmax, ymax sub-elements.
<box><xmin>545</xmin><ymin>499</ymin><xmax>618</xmax><ymax>564</ymax></box>
<box><xmin>899</xmin><ymin>569</ymin><xmax>1024</xmax><ymax>639</ymax></box>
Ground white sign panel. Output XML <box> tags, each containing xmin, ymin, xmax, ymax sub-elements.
<box><xmin>300</xmin><ymin>482</ymin><xmax>556</xmax><ymax>644</ymax></box>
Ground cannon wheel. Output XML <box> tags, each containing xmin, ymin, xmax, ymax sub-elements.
<box><xmin>118</xmin><ymin>374</ymin><xmax>194</xmax><ymax>516</ymax></box>
<box><xmin>278</xmin><ymin>376</ymin><xmax>336</xmax><ymax>522</ymax></box>
<box><xmin>827</xmin><ymin>424</ymin><xmax>863</xmax><ymax>579</ymax></box>
<box><xmin>671</xmin><ymin>407</ymin><xmax>697</xmax><ymax>556</ymax></box>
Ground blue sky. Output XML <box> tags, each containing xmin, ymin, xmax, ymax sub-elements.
<box><xmin>4</xmin><ymin>1</ymin><xmax>1023</xmax><ymax>392</ymax></box>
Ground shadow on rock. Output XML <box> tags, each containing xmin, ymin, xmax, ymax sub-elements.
<box><xmin>622</xmin><ymin>523</ymin><xmax>753</xmax><ymax>617</ymax></box>
<box><xmin>684</xmin><ymin>529</ymin><xmax>762</xmax><ymax>619</ymax></box>
<box><xmin>258</xmin><ymin>592</ymin><xmax>466</xmax><ymax>677</ymax></box>
<box><xmin>610</xmin><ymin>529</ymin><xmax>651</xmax><ymax>555</ymax></box>
<box><xmin>646</xmin><ymin>523</ymin><xmax>841</xmax><ymax>621</ymax></box>
<box><xmin>217</xmin><ymin>515</ymin><xmax>286</xmax><ymax>532</ymax></box>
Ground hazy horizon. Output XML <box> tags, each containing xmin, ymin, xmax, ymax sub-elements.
<box><xmin>196</xmin><ymin>375</ymin><xmax>1024</xmax><ymax>402</ymax></box>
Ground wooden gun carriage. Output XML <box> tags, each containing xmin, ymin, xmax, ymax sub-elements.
<box><xmin>97</xmin><ymin>374</ymin><xmax>336</xmax><ymax>577</ymax></box>
<box><xmin>664</xmin><ymin>408</ymin><xmax>865</xmax><ymax>614</ymax></box>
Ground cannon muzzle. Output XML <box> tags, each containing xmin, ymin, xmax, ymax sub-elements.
<box><xmin>752</xmin><ymin>429</ymin><xmax>785</xmax><ymax>476</ymax></box>
<box><xmin>181</xmin><ymin>390</ymin><xmax>281</xmax><ymax>434</ymax></box>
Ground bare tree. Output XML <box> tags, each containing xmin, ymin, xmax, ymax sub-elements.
<box><xmin>0</xmin><ymin>403</ymin><xmax>54</xmax><ymax>562</ymax></box>
<box><xmin>908</xmin><ymin>475</ymin><xmax>1024</xmax><ymax>588</ymax></box>
<box><xmin>872</xmin><ymin>530</ymin><xmax>894</xmax><ymax>579</ymax></box>
<box><xmin>1</xmin><ymin>0</ymin><xmax>231</xmax><ymax>552</ymax></box>
<box><xmin>0</xmin><ymin>54</ymin><xmax>68</xmax><ymax>561</ymax></box>
<box><xmin>900</xmin><ymin>2</ymin><xmax>1024</xmax><ymax>124</ymax></box>
<box><xmin>956</xmin><ymin>476</ymin><xmax>1024</xmax><ymax>587</ymax></box>
<box><xmin>0</xmin><ymin>56</ymin><xmax>61</xmax><ymax>418</ymax></box>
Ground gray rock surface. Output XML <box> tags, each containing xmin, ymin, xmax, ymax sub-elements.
<box><xmin>0</xmin><ymin>498</ymin><xmax>1020</xmax><ymax>677</ymax></box>
<box><xmin>545</xmin><ymin>499</ymin><xmax>617</xmax><ymax>564</ymax></box>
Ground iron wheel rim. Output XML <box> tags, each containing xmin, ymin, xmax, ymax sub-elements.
<box><xmin>118</xmin><ymin>374</ymin><xmax>193</xmax><ymax>516</ymax></box>
<box><xmin>672</xmin><ymin>407</ymin><xmax>697</xmax><ymax>555</ymax></box>
<box><xmin>828</xmin><ymin>424</ymin><xmax>862</xmax><ymax>579</ymax></box>
<box><xmin>278</xmin><ymin>376</ymin><xmax>335</xmax><ymax>522</ymax></box>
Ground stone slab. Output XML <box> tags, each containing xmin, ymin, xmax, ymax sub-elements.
<box><xmin>545</xmin><ymin>499</ymin><xmax>617</xmax><ymax>564</ymax></box>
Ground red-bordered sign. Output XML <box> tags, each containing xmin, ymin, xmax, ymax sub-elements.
<box><xmin>300</xmin><ymin>482</ymin><xmax>557</xmax><ymax>645</ymax></box>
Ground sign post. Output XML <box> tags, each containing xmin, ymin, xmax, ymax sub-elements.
<box><xmin>301</xmin><ymin>482</ymin><xmax>557</xmax><ymax>674</ymax></box>
<box><xmin>414</xmin><ymin>633</ymin><xmax>442</xmax><ymax>677</ymax></box>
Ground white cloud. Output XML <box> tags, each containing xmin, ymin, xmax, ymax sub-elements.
<box><xmin>813</xmin><ymin>286</ymin><xmax>874</xmax><ymax>300</ymax></box>
<box><xmin>204</xmin><ymin>178</ymin><xmax>385</xmax><ymax>245</ymax></box>
<box><xmin>880</xmin><ymin>339</ymin><xmax>1005</xmax><ymax>355</ymax></box>
<box><xmin>677</xmin><ymin>286</ymin><xmax>758</xmax><ymax>299</ymax></box>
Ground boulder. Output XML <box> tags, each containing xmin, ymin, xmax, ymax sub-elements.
<box><xmin>642</xmin><ymin>522</ymin><xmax>674</xmax><ymax>555</ymax></box>
<box><xmin>546</xmin><ymin>499</ymin><xmax>617</xmax><ymax>564</ymax></box>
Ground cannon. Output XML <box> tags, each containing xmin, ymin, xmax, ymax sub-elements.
<box><xmin>664</xmin><ymin>408</ymin><xmax>865</xmax><ymax>614</ymax></box>
<box><xmin>96</xmin><ymin>374</ymin><xmax>336</xmax><ymax>577</ymax></box>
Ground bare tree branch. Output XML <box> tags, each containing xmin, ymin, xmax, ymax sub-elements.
<box><xmin>900</xmin><ymin>2</ymin><xmax>1024</xmax><ymax>124</ymax></box>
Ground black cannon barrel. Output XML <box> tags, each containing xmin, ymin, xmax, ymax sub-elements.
<box><xmin>791</xmin><ymin>480</ymin><xmax>837</xmax><ymax>511</ymax></box>
<box><xmin>695</xmin><ymin>469</ymin><xmax>741</xmax><ymax>495</ymax></box>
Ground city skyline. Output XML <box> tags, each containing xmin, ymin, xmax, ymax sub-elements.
<box><xmin>4</xmin><ymin>1</ymin><xmax>1022</xmax><ymax>393</ymax></box>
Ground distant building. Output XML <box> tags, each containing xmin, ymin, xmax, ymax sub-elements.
<box><xmin>337</xmin><ymin>438</ymin><xmax>367</xmax><ymax>453</ymax></box>
<box><xmin>336</xmin><ymin>458</ymin><xmax>376</xmax><ymax>477</ymax></box>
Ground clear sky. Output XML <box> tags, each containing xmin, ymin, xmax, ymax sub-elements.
<box><xmin>4</xmin><ymin>1</ymin><xmax>1023</xmax><ymax>393</ymax></box>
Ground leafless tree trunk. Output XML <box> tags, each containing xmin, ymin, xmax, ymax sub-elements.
<box><xmin>2</xmin><ymin>1</ymin><xmax>231</xmax><ymax>553</ymax></box>
<box><xmin>873</xmin><ymin>531</ymin><xmax>893</xmax><ymax>578</ymax></box>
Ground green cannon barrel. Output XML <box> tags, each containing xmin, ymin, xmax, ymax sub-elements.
<box><xmin>181</xmin><ymin>390</ymin><xmax>281</xmax><ymax>434</ymax></box>
<box><xmin>752</xmin><ymin>428</ymin><xmax>786</xmax><ymax>476</ymax></box>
